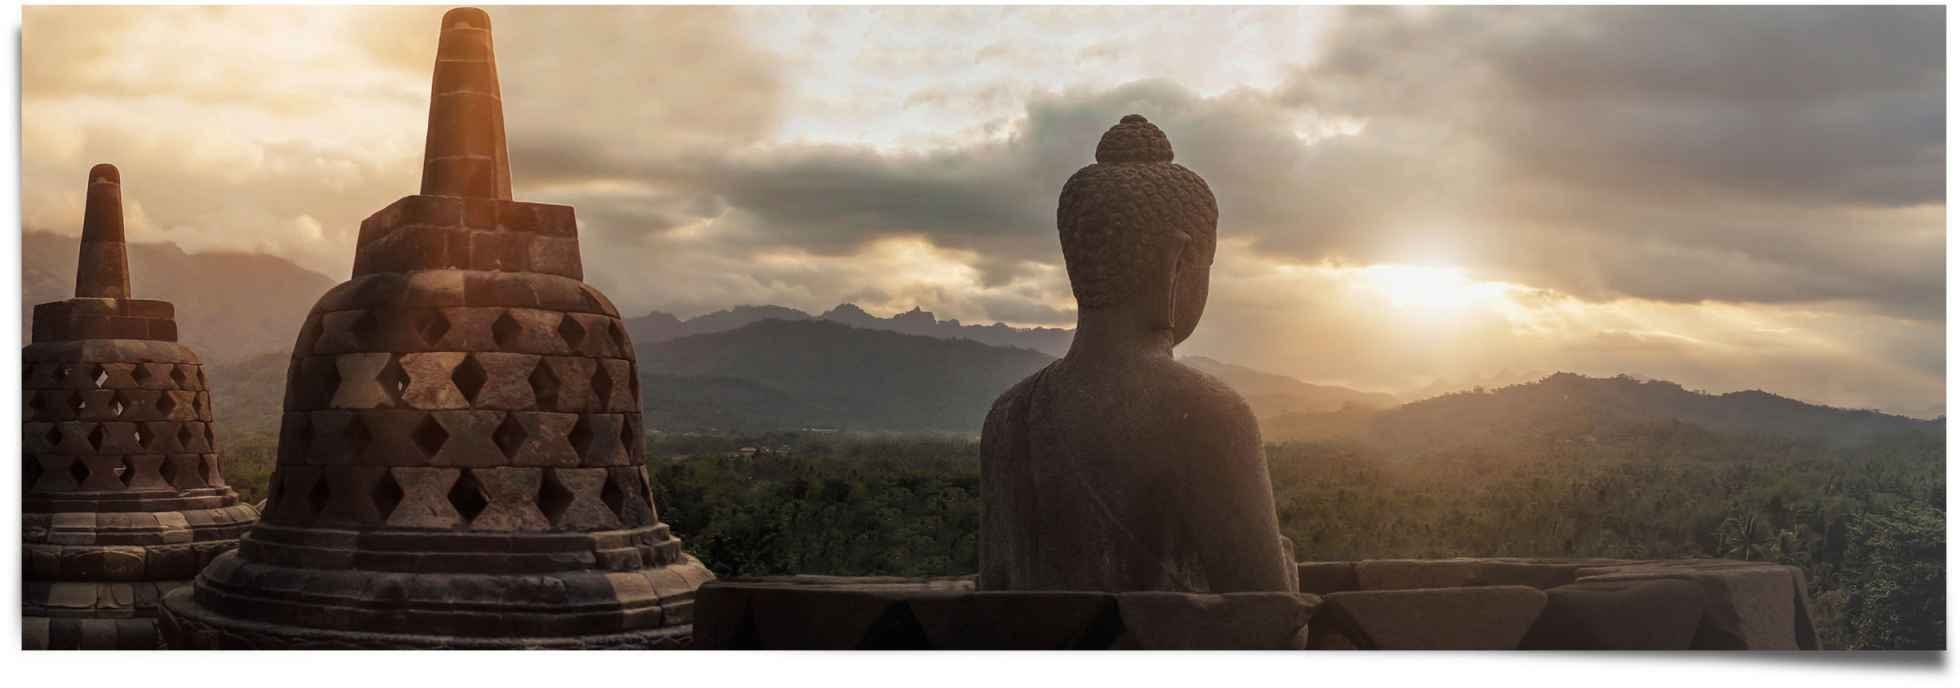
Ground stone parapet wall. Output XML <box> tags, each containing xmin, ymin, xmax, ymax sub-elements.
<box><xmin>1300</xmin><ymin>558</ymin><xmax>1819</xmax><ymax>650</ymax></box>
<box><xmin>690</xmin><ymin>558</ymin><xmax>1819</xmax><ymax>650</ymax></box>
<box><xmin>693</xmin><ymin>576</ymin><xmax>1318</xmax><ymax>650</ymax></box>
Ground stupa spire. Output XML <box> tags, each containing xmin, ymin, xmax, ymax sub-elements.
<box><xmin>420</xmin><ymin>7</ymin><xmax>511</xmax><ymax>199</ymax></box>
<box><xmin>75</xmin><ymin>163</ymin><xmax>130</xmax><ymax>298</ymax></box>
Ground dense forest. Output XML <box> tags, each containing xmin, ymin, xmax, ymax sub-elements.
<box><xmin>213</xmin><ymin>374</ymin><xmax>1945</xmax><ymax>651</ymax></box>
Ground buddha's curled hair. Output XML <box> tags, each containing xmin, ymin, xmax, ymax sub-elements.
<box><xmin>1057</xmin><ymin>115</ymin><xmax>1218</xmax><ymax>309</ymax></box>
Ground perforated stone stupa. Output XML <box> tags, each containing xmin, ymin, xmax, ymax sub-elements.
<box><xmin>159</xmin><ymin>7</ymin><xmax>713</xmax><ymax>649</ymax></box>
<box><xmin>23</xmin><ymin>164</ymin><xmax>258</xmax><ymax>650</ymax></box>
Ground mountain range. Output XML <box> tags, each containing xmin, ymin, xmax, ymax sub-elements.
<box><xmin>22</xmin><ymin>230</ymin><xmax>338</xmax><ymax>364</ymax></box>
<box><xmin>1264</xmin><ymin>371</ymin><xmax>1941</xmax><ymax>450</ymax></box>
<box><xmin>27</xmin><ymin>232</ymin><xmax>1936</xmax><ymax>449</ymax></box>
<box><xmin>626</xmin><ymin>303</ymin><xmax>1074</xmax><ymax>355</ymax></box>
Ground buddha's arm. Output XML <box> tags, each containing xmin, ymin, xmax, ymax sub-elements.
<box><xmin>1175</xmin><ymin>387</ymin><xmax>1295</xmax><ymax>592</ymax></box>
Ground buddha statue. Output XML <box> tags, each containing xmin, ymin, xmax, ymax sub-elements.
<box><xmin>979</xmin><ymin>115</ymin><xmax>1297</xmax><ymax>593</ymax></box>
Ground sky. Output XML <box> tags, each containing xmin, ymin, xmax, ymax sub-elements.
<box><xmin>18</xmin><ymin>5</ymin><xmax>1947</xmax><ymax>417</ymax></box>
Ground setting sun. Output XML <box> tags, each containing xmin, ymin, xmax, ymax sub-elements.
<box><xmin>1357</xmin><ymin>264</ymin><xmax>1511</xmax><ymax>314</ymax></box>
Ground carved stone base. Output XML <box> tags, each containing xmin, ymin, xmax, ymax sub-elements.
<box><xmin>158</xmin><ymin>589</ymin><xmax>691</xmax><ymax>649</ymax></box>
<box><xmin>157</xmin><ymin>551</ymin><xmax>712</xmax><ymax>650</ymax></box>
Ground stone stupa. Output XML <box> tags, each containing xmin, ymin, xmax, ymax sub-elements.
<box><xmin>23</xmin><ymin>164</ymin><xmax>259</xmax><ymax>650</ymax></box>
<box><xmin>159</xmin><ymin>7</ymin><xmax>712</xmax><ymax>649</ymax></box>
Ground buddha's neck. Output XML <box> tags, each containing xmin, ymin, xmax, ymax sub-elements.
<box><xmin>1067</xmin><ymin>306</ymin><xmax>1175</xmax><ymax>363</ymax></box>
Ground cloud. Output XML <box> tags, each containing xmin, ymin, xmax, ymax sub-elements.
<box><xmin>18</xmin><ymin>6</ymin><xmax>1944</xmax><ymax>416</ymax></box>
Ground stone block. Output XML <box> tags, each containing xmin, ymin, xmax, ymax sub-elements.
<box><xmin>1520</xmin><ymin>578</ymin><xmax>1705</xmax><ymax>650</ymax></box>
<box><xmin>398</xmin><ymin>352</ymin><xmax>470</xmax><ymax>409</ymax></box>
<box><xmin>1315</xmin><ymin>585</ymin><xmax>1547</xmax><ymax>650</ymax></box>
<box><xmin>1296</xmin><ymin>561</ymin><xmax>1358</xmax><ymax>594</ymax></box>
<box><xmin>1114</xmin><ymin>591</ymin><xmax>1317</xmax><ymax>650</ymax></box>
<box><xmin>505</xmin><ymin>412</ymin><xmax>581</xmax><ymax>467</ymax></box>
<box><xmin>1577</xmin><ymin>561</ymin><xmax>1801</xmax><ymax>650</ymax></box>
<box><xmin>426</xmin><ymin>410</ymin><xmax>506</xmax><ymax>467</ymax></box>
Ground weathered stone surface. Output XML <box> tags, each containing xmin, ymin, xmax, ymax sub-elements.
<box><xmin>980</xmin><ymin>115</ymin><xmax>1294</xmax><ymax>594</ymax></box>
<box><xmin>1114</xmin><ymin>591</ymin><xmax>1316</xmax><ymax>650</ymax></box>
<box><xmin>1314</xmin><ymin>585</ymin><xmax>1548</xmax><ymax>650</ymax></box>
<box><xmin>693</xmin><ymin>579</ymin><xmax>1313</xmax><ymax>650</ymax></box>
<box><xmin>23</xmin><ymin>164</ymin><xmax>256</xmax><ymax>650</ymax></box>
<box><xmin>1519</xmin><ymin>579</ymin><xmax>1706</xmax><ymax>650</ymax></box>
<box><xmin>1576</xmin><ymin>560</ymin><xmax>1803</xmax><ymax>650</ymax></box>
<box><xmin>159</xmin><ymin>7</ymin><xmax>706</xmax><ymax>650</ymax></box>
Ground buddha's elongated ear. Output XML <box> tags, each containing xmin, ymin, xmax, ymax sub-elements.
<box><xmin>1155</xmin><ymin>230</ymin><xmax>1192</xmax><ymax>331</ymax></box>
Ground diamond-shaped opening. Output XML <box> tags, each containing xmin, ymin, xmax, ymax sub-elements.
<box><xmin>448</xmin><ymin>469</ymin><xmax>488</xmax><ymax>523</ymax></box>
<box><xmin>491</xmin><ymin>311</ymin><xmax>522</xmax><ymax>348</ymax></box>
<box><xmin>120</xmin><ymin>457</ymin><xmax>138</xmax><ymax>487</ymax></box>
<box><xmin>346</xmin><ymin>415</ymin><xmax>373</xmax><ymax>457</ymax></box>
<box><xmin>412</xmin><ymin>415</ymin><xmax>449</xmax><ymax>458</ymax></box>
<box><xmin>109</xmin><ymin>392</ymin><xmax>127</xmax><ymax>418</ymax></box>
<box><xmin>568</xmin><ymin>415</ymin><xmax>594</xmax><ymax>459</ymax></box>
<box><xmin>160</xmin><ymin>457</ymin><xmax>181</xmax><ymax>488</ymax></box>
<box><xmin>56</xmin><ymin>365</ymin><xmax>74</xmax><ymax>386</ymax></box>
<box><xmin>538</xmin><ymin>469</ymin><xmax>575</xmax><ymax>524</ymax></box>
<box><xmin>313</xmin><ymin>359</ymin><xmax>342</xmax><ymax>408</ymax></box>
<box><xmin>131</xmin><ymin>364</ymin><xmax>151</xmax><ymax>385</ymax></box>
<box><xmin>349</xmin><ymin>310</ymin><xmax>380</xmax><ymax>348</ymax></box>
<box><xmin>156</xmin><ymin>392</ymin><xmax>178</xmax><ymax>417</ymax></box>
<box><xmin>557</xmin><ymin>314</ymin><xmax>587</xmax><ymax>351</ymax></box>
<box><xmin>24</xmin><ymin>453</ymin><xmax>44</xmax><ymax>492</ymax></box>
<box><xmin>619</xmin><ymin>416</ymin><xmax>639</xmax><ymax>459</ymax></box>
<box><xmin>44</xmin><ymin>424</ymin><xmax>63</xmax><ymax>449</ymax></box>
<box><xmin>307</xmin><ymin>474</ymin><xmax>332</xmax><ymax>516</ymax></box>
<box><xmin>27</xmin><ymin>391</ymin><xmax>45</xmax><ymax>418</ymax></box>
<box><xmin>91</xmin><ymin>365</ymin><xmax>108</xmax><ymax>388</ymax></box>
<box><xmin>191</xmin><ymin>394</ymin><xmax>203</xmax><ymax>417</ymax></box>
<box><xmin>601</xmin><ymin>472</ymin><xmax>627</xmax><ymax>519</ymax></box>
<box><xmin>529</xmin><ymin>361</ymin><xmax>560</xmax><ymax>410</ymax></box>
<box><xmin>372</xmin><ymin>469</ymin><xmax>404</xmax><ymax>521</ymax></box>
<box><xmin>87</xmin><ymin>425</ymin><xmax>106</xmax><ymax>452</ymax></box>
<box><xmin>133</xmin><ymin>424</ymin><xmax>152</xmax><ymax>450</ymax></box>
<box><xmin>65</xmin><ymin>391</ymin><xmax>85</xmax><ymax>417</ymax></box>
<box><xmin>170</xmin><ymin>366</ymin><xmax>190</xmax><ymax>389</ymax></box>
<box><xmin>178</xmin><ymin>424</ymin><xmax>196</xmax><ymax>449</ymax></box>
<box><xmin>610</xmin><ymin>321</ymin><xmax>628</xmax><ymax>353</ymax></box>
<box><xmin>68</xmin><ymin>458</ymin><xmax>90</xmax><ymax>486</ymax></box>
<box><xmin>378</xmin><ymin>356</ymin><xmax>409</xmax><ymax>404</ymax></box>
<box><xmin>493</xmin><ymin>413</ymin><xmax>528</xmax><ymax>459</ymax></box>
<box><xmin>591</xmin><ymin>366</ymin><xmax>613</xmax><ymax>409</ymax></box>
<box><xmin>416</xmin><ymin>309</ymin><xmax>452</xmax><ymax>346</ymax></box>
<box><xmin>452</xmin><ymin>354</ymin><xmax>488</xmax><ymax>403</ymax></box>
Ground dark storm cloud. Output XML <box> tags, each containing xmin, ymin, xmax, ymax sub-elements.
<box><xmin>551</xmin><ymin>5</ymin><xmax>1940</xmax><ymax>322</ymax></box>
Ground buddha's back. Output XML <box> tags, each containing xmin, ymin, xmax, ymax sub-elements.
<box><xmin>976</xmin><ymin>114</ymin><xmax>1296</xmax><ymax>593</ymax></box>
<box><xmin>980</xmin><ymin>356</ymin><xmax>1294</xmax><ymax>592</ymax></box>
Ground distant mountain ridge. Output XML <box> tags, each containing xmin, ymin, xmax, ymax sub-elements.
<box><xmin>624</xmin><ymin>303</ymin><xmax>1073</xmax><ymax>355</ymax></box>
<box><xmin>1264</xmin><ymin>372</ymin><xmax>1941</xmax><ymax>450</ymax></box>
<box><xmin>22</xmin><ymin>230</ymin><xmax>337</xmax><ymax>363</ymax></box>
<box><xmin>638</xmin><ymin>318</ymin><xmax>1054</xmax><ymax>432</ymax></box>
<box><xmin>1180</xmin><ymin>355</ymin><xmax>1399</xmax><ymax>418</ymax></box>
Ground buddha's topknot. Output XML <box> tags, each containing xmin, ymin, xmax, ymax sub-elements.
<box><xmin>1094</xmin><ymin>114</ymin><xmax>1175</xmax><ymax>164</ymax></box>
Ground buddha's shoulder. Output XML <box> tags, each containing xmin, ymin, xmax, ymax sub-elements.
<box><xmin>1154</xmin><ymin>358</ymin><xmax>1258</xmax><ymax>423</ymax></box>
<box><xmin>984</xmin><ymin>361</ymin><xmax>1059</xmax><ymax>425</ymax></box>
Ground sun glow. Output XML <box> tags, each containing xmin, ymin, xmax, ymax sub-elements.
<box><xmin>1356</xmin><ymin>264</ymin><xmax>1512</xmax><ymax>314</ymax></box>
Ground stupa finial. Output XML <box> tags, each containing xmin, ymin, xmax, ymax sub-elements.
<box><xmin>420</xmin><ymin>7</ymin><xmax>512</xmax><ymax>199</ymax></box>
<box><xmin>75</xmin><ymin>163</ymin><xmax>130</xmax><ymax>298</ymax></box>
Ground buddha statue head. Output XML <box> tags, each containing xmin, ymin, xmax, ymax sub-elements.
<box><xmin>1057</xmin><ymin>114</ymin><xmax>1218</xmax><ymax>346</ymax></box>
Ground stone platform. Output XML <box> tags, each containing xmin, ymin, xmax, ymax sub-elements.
<box><xmin>692</xmin><ymin>558</ymin><xmax>1819</xmax><ymax>650</ymax></box>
